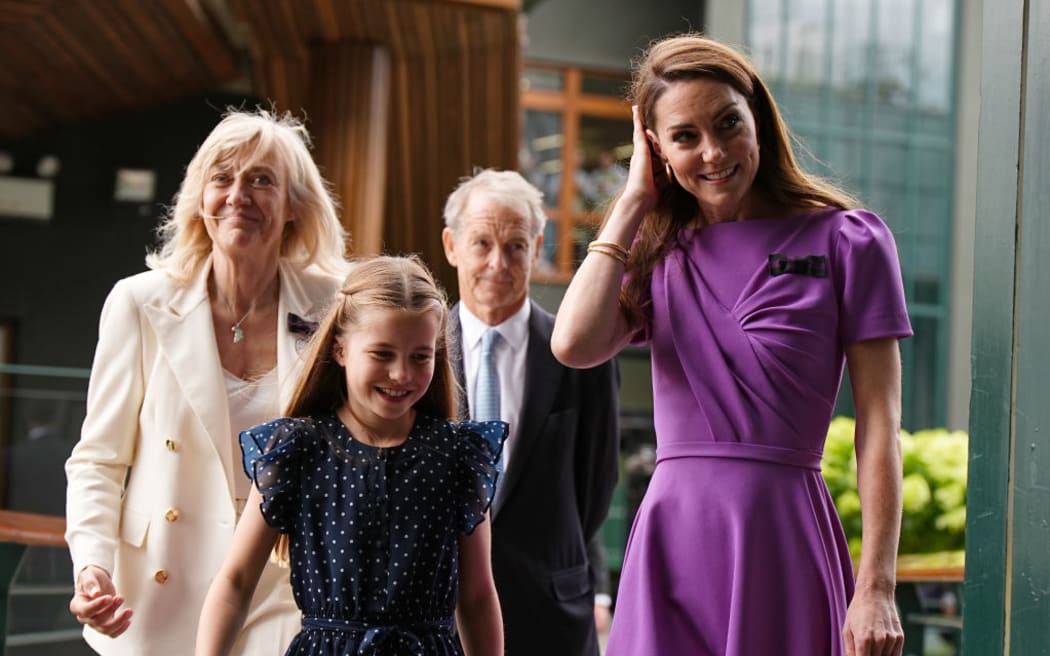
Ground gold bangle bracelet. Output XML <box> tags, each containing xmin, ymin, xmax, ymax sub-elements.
<box><xmin>586</xmin><ymin>244</ymin><xmax>628</xmax><ymax>265</ymax></box>
<box><xmin>587</xmin><ymin>240</ymin><xmax>630</xmax><ymax>260</ymax></box>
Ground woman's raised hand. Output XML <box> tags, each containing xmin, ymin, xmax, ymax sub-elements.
<box><xmin>619</xmin><ymin>105</ymin><xmax>662</xmax><ymax>217</ymax></box>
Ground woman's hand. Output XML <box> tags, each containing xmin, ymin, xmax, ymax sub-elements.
<box><xmin>619</xmin><ymin>105</ymin><xmax>662</xmax><ymax>216</ymax></box>
<box><xmin>69</xmin><ymin>565</ymin><xmax>132</xmax><ymax>638</ymax></box>
<box><xmin>842</xmin><ymin>585</ymin><xmax>904</xmax><ymax>656</ymax></box>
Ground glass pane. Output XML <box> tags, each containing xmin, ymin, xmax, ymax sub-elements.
<box><xmin>748</xmin><ymin>0</ymin><xmax>785</xmax><ymax>85</ymax></box>
<box><xmin>0</xmin><ymin>366</ymin><xmax>91</xmax><ymax>639</ymax></box>
<box><xmin>538</xmin><ymin>218</ymin><xmax>559</xmax><ymax>273</ymax></box>
<box><xmin>520</xmin><ymin>110</ymin><xmax>562</xmax><ymax>271</ymax></box>
<box><xmin>4</xmin><ymin>380</ymin><xmax>86</xmax><ymax>515</ymax></box>
<box><xmin>520</xmin><ymin>109</ymin><xmax>563</xmax><ymax>208</ymax></box>
<box><xmin>873</xmin><ymin>0</ymin><xmax>917</xmax><ymax>133</ymax></box>
<box><xmin>572</xmin><ymin>219</ymin><xmax>600</xmax><ymax>268</ymax></box>
<box><xmin>522</xmin><ymin>67</ymin><xmax>563</xmax><ymax>92</ymax></box>
<box><xmin>783</xmin><ymin>0</ymin><xmax>829</xmax><ymax>88</ymax></box>
<box><xmin>824</xmin><ymin>132</ymin><xmax>865</xmax><ymax>195</ymax></box>
<box><xmin>907</xmin><ymin>315</ymin><xmax>940</xmax><ymax>429</ymax></box>
<box><xmin>828</xmin><ymin>0</ymin><xmax>870</xmax><ymax>128</ymax></box>
<box><xmin>581</xmin><ymin>73</ymin><xmax>629</xmax><ymax>97</ymax></box>
<box><xmin>917</xmin><ymin>0</ymin><xmax>956</xmax><ymax>134</ymax></box>
<box><xmin>575</xmin><ymin>115</ymin><xmax>632</xmax><ymax>213</ymax></box>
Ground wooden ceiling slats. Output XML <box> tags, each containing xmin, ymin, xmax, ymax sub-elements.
<box><xmin>0</xmin><ymin>0</ymin><xmax>242</xmax><ymax>141</ymax></box>
<box><xmin>22</xmin><ymin>14</ymin><xmax>134</xmax><ymax>129</ymax></box>
<box><xmin>83</xmin><ymin>2</ymin><xmax>173</xmax><ymax>99</ymax></box>
<box><xmin>159</xmin><ymin>0</ymin><xmax>238</xmax><ymax>80</ymax></box>
<box><xmin>0</xmin><ymin>0</ymin><xmax>48</xmax><ymax>26</ymax></box>
<box><xmin>40</xmin><ymin>9</ymin><xmax>136</xmax><ymax>105</ymax></box>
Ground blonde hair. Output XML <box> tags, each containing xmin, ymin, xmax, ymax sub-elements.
<box><xmin>621</xmin><ymin>33</ymin><xmax>857</xmax><ymax>325</ymax></box>
<box><xmin>146</xmin><ymin>109</ymin><xmax>347</xmax><ymax>282</ymax></box>
<box><xmin>271</xmin><ymin>255</ymin><xmax>456</xmax><ymax>562</ymax></box>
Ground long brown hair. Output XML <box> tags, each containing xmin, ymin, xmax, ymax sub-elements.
<box><xmin>620</xmin><ymin>33</ymin><xmax>857</xmax><ymax>326</ymax></box>
<box><xmin>271</xmin><ymin>255</ymin><xmax>456</xmax><ymax>562</ymax></box>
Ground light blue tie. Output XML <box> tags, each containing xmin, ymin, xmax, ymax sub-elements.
<box><xmin>474</xmin><ymin>328</ymin><xmax>504</xmax><ymax>497</ymax></box>
<box><xmin>474</xmin><ymin>328</ymin><xmax>501</xmax><ymax>422</ymax></box>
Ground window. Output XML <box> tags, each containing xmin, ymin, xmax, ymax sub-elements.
<box><xmin>520</xmin><ymin>64</ymin><xmax>632</xmax><ymax>280</ymax></box>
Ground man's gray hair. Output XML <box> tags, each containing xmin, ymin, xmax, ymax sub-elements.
<box><xmin>442</xmin><ymin>169</ymin><xmax>547</xmax><ymax>239</ymax></box>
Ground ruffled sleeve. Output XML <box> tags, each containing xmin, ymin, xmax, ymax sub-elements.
<box><xmin>453</xmin><ymin>420</ymin><xmax>508</xmax><ymax>535</ymax></box>
<box><xmin>832</xmin><ymin>209</ymin><xmax>914</xmax><ymax>345</ymax></box>
<box><xmin>239</xmin><ymin>417</ymin><xmax>310</xmax><ymax>533</ymax></box>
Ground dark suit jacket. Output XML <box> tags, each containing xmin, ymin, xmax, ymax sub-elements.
<box><xmin>451</xmin><ymin>300</ymin><xmax>620</xmax><ymax>656</ymax></box>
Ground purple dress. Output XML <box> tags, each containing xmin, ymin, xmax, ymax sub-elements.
<box><xmin>606</xmin><ymin>209</ymin><xmax>912</xmax><ymax>656</ymax></box>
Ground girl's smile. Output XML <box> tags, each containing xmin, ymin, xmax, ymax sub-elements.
<box><xmin>333</xmin><ymin>307</ymin><xmax>439</xmax><ymax>445</ymax></box>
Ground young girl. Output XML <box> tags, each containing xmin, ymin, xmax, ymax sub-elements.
<box><xmin>196</xmin><ymin>255</ymin><xmax>506</xmax><ymax>656</ymax></box>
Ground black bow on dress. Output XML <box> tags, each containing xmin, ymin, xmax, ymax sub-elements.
<box><xmin>768</xmin><ymin>253</ymin><xmax>828</xmax><ymax>278</ymax></box>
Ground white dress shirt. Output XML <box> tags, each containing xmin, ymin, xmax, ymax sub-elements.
<box><xmin>459</xmin><ymin>301</ymin><xmax>530</xmax><ymax>471</ymax></box>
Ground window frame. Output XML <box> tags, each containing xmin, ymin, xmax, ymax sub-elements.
<box><xmin>521</xmin><ymin>62</ymin><xmax>631</xmax><ymax>282</ymax></box>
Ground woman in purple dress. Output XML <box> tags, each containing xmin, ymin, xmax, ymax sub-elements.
<box><xmin>552</xmin><ymin>34</ymin><xmax>909</xmax><ymax>656</ymax></box>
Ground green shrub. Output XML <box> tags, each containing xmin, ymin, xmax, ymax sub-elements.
<box><xmin>820</xmin><ymin>416</ymin><xmax>968</xmax><ymax>556</ymax></box>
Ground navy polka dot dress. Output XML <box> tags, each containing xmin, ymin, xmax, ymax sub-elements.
<box><xmin>240</xmin><ymin>412</ymin><xmax>507</xmax><ymax>655</ymax></box>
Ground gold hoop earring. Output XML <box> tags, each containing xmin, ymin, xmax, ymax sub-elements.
<box><xmin>664</xmin><ymin>162</ymin><xmax>675</xmax><ymax>182</ymax></box>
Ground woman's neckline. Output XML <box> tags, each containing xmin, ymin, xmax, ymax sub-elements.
<box><xmin>684</xmin><ymin>205</ymin><xmax>839</xmax><ymax>234</ymax></box>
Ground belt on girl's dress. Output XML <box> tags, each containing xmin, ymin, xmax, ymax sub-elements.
<box><xmin>655</xmin><ymin>441</ymin><xmax>823</xmax><ymax>470</ymax></box>
<box><xmin>301</xmin><ymin>616</ymin><xmax>454</xmax><ymax>653</ymax></box>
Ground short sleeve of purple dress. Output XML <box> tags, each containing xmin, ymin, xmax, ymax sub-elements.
<box><xmin>607</xmin><ymin>209</ymin><xmax>912</xmax><ymax>656</ymax></box>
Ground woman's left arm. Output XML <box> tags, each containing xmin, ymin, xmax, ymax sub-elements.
<box><xmin>842</xmin><ymin>337</ymin><xmax>905</xmax><ymax>656</ymax></box>
<box><xmin>455</xmin><ymin>518</ymin><xmax>503</xmax><ymax>656</ymax></box>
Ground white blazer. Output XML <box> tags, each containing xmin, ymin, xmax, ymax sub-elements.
<box><xmin>65</xmin><ymin>259</ymin><xmax>342</xmax><ymax>655</ymax></box>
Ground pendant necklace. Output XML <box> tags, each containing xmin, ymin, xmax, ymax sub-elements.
<box><xmin>231</xmin><ymin>307</ymin><xmax>252</xmax><ymax>343</ymax></box>
<box><xmin>222</xmin><ymin>296</ymin><xmax>257</xmax><ymax>344</ymax></box>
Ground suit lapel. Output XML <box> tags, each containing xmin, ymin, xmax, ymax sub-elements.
<box><xmin>142</xmin><ymin>261</ymin><xmax>236</xmax><ymax>498</ymax></box>
<box><xmin>448</xmin><ymin>307</ymin><xmax>469</xmax><ymax>420</ymax></box>
<box><xmin>492</xmin><ymin>301</ymin><xmax>562</xmax><ymax>517</ymax></box>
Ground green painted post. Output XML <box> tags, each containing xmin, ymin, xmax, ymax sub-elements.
<box><xmin>963</xmin><ymin>0</ymin><xmax>1023</xmax><ymax>649</ymax></box>
<box><xmin>966</xmin><ymin>0</ymin><xmax>1050</xmax><ymax>653</ymax></box>
<box><xmin>1008</xmin><ymin>0</ymin><xmax>1050</xmax><ymax>652</ymax></box>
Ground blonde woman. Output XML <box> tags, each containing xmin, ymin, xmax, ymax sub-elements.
<box><xmin>65</xmin><ymin>109</ymin><xmax>348</xmax><ymax>655</ymax></box>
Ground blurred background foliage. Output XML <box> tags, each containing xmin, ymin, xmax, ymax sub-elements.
<box><xmin>822</xmin><ymin>416</ymin><xmax>968</xmax><ymax>558</ymax></box>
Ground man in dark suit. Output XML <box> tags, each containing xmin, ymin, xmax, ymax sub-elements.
<box><xmin>441</xmin><ymin>169</ymin><xmax>620</xmax><ymax>655</ymax></box>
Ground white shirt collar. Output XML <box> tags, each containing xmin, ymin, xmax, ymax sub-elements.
<box><xmin>458</xmin><ymin>300</ymin><xmax>531</xmax><ymax>352</ymax></box>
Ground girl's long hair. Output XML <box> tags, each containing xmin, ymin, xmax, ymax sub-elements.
<box><xmin>270</xmin><ymin>255</ymin><xmax>456</xmax><ymax>562</ymax></box>
<box><xmin>620</xmin><ymin>34</ymin><xmax>858</xmax><ymax>327</ymax></box>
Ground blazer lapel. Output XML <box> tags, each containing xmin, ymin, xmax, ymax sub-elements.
<box><xmin>142</xmin><ymin>261</ymin><xmax>236</xmax><ymax>499</ymax></box>
<box><xmin>276</xmin><ymin>261</ymin><xmax>331</xmax><ymax>410</ymax></box>
<box><xmin>491</xmin><ymin>301</ymin><xmax>562</xmax><ymax>517</ymax></box>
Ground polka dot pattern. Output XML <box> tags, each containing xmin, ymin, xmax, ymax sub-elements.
<box><xmin>240</xmin><ymin>414</ymin><xmax>506</xmax><ymax>655</ymax></box>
